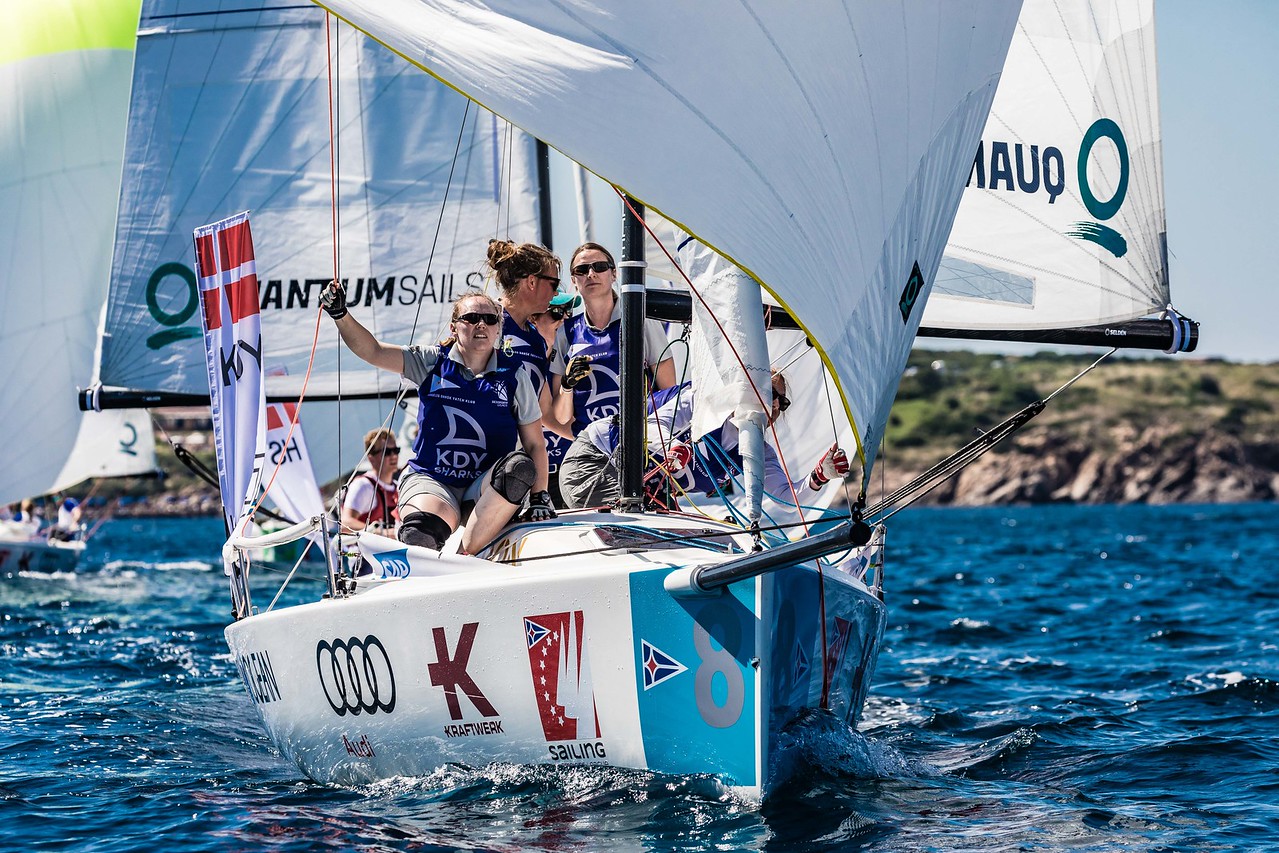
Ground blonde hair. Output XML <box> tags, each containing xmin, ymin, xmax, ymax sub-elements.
<box><xmin>362</xmin><ymin>427</ymin><xmax>395</xmax><ymax>452</ymax></box>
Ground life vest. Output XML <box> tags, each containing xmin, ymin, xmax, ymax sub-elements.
<box><xmin>564</xmin><ymin>311</ymin><xmax>660</xmax><ymax>435</ymax></box>
<box><xmin>353</xmin><ymin>472</ymin><xmax>399</xmax><ymax>525</ymax></box>
<box><xmin>408</xmin><ymin>344</ymin><xmax>521</xmax><ymax>488</ymax></box>
<box><xmin>501</xmin><ymin>311</ymin><xmax>550</xmax><ymax>397</ymax></box>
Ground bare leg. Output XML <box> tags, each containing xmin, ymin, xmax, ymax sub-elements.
<box><xmin>460</xmin><ymin>484</ymin><xmax>520</xmax><ymax>555</ymax></box>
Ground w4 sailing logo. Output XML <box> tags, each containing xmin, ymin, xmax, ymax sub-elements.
<box><xmin>523</xmin><ymin>611</ymin><xmax>602</xmax><ymax>743</ymax></box>
<box><xmin>1066</xmin><ymin>118</ymin><xmax>1131</xmax><ymax>259</ymax></box>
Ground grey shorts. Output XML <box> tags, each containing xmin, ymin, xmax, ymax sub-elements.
<box><xmin>559</xmin><ymin>435</ymin><xmax>622</xmax><ymax>509</ymax></box>
<box><xmin>398</xmin><ymin>467</ymin><xmax>486</xmax><ymax>518</ymax></box>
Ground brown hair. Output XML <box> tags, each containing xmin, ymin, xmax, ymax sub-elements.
<box><xmin>487</xmin><ymin>239</ymin><xmax>559</xmax><ymax>299</ymax></box>
<box><xmin>570</xmin><ymin>241</ymin><xmax>617</xmax><ymax>270</ymax></box>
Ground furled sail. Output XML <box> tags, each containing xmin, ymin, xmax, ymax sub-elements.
<box><xmin>92</xmin><ymin>0</ymin><xmax>543</xmax><ymax>484</ymax></box>
<box><xmin>0</xmin><ymin>0</ymin><xmax>141</xmax><ymax>506</ymax></box>
<box><xmin>310</xmin><ymin>0</ymin><xmax>1023</xmax><ymax>483</ymax></box>
<box><xmin>926</xmin><ymin>0</ymin><xmax>1172</xmax><ymax>336</ymax></box>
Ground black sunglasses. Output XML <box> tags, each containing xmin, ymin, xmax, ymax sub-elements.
<box><xmin>371</xmin><ymin>445</ymin><xmax>399</xmax><ymax>455</ymax></box>
<box><xmin>773</xmin><ymin>390</ymin><xmax>790</xmax><ymax>412</ymax></box>
<box><xmin>571</xmin><ymin>260</ymin><xmax>615</xmax><ymax>277</ymax></box>
<box><xmin>456</xmin><ymin>312</ymin><xmax>500</xmax><ymax>326</ymax></box>
<box><xmin>535</xmin><ymin>273</ymin><xmax>561</xmax><ymax>287</ymax></box>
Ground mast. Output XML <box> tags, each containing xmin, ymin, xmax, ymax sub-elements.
<box><xmin>536</xmin><ymin>140</ymin><xmax>553</xmax><ymax>250</ymax></box>
<box><xmin>617</xmin><ymin>197</ymin><xmax>646</xmax><ymax>510</ymax></box>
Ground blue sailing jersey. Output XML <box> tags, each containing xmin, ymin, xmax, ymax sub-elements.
<box><xmin>545</xmin><ymin>430</ymin><xmax>569</xmax><ymax>474</ymax></box>
<box><xmin>562</xmin><ymin>312</ymin><xmax>621</xmax><ymax>434</ymax></box>
<box><xmin>502</xmin><ymin>311</ymin><xmax>549</xmax><ymax>397</ymax></box>
<box><xmin>409</xmin><ymin>344</ymin><xmax>520</xmax><ymax>488</ymax></box>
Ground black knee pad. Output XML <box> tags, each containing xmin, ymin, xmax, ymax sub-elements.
<box><xmin>490</xmin><ymin>451</ymin><xmax>536</xmax><ymax>505</ymax></box>
<box><xmin>398</xmin><ymin>511</ymin><xmax>452</xmax><ymax>551</ymax></box>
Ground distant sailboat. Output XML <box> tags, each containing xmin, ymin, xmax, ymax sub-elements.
<box><xmin>0</xmin><ymin>0</ymin><xmax>159</xmax><ymax>571</ymax></box>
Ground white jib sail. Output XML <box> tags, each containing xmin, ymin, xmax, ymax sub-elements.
<box><xmin>0</xmin><ymin>0</ymin><xmax>139</xmax><ymax>506</ymax></box>
<box><xmin>311</xmin><ymin>0</ymin><xmax>1023</xmax><ymax>482</ymax></box>
<box><xmin>927</xmin><ymin>0</ymin><xmax>1168</xmax><ymax>331</ymax></box>
<box><xmin>97</xmin><ymin>1</ymin><xmax>542</xmax><ymax>486</ymax></box>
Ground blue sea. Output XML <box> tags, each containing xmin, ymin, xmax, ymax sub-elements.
<box><xmin>3</xmin><ymin>503</ymin><xmax>1276</xmax><ymax>851</ymax></box>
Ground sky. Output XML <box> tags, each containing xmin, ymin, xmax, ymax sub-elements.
<box><xmin>551</xmin><ymin>1</ymin><xmax>1278</xmax><ymax>365</ymax></box>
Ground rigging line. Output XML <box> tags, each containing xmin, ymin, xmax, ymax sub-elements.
<box><xmin>618</xmin><ymin>191</ymin><xmax>811</xmax><ymax>534</ymax></box>
<box><xmin>817</xmin><ymin>354</ymin><xmax>857</xmax><ymax>508</ymax></box>
<box><xmin>408</xmin><ymin>98</ymin><xmax>473</xmax><ymax>346</ymax></box>
<box><xmin>860</xmin><ymin>349</ymin><xmax>1114</xmax><ymax>523</ymax></box>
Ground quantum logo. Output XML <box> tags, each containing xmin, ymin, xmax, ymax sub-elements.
<box><xmin>145</xmin><ymin>262</ymin><xmax>202</xmax><ymax>350</ymax></box>
<box><xmin>1067</xmin><ymin>118</ymin><xmax>1130</xmax><ymax>258</ymax></box>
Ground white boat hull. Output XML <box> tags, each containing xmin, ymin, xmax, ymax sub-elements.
<box><xmin>224</xmin><ymin>512</ymin><xmax>885</xmax><ymax>798</ymax></box>
<box><xmin>0</xmin><ymin>530</ymin><xmax>83</xmax><ymax>573</ymax></box>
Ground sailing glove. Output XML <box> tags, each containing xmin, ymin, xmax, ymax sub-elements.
<box><xmin>660</xmin><ymin>441</ymin><xmax>693</xmax><ymax>475</ymax></box>
<box><xmin>561</xmin><ymin>354</ymin><xmax>592</xmax><ymax>389</ymax></box>
<box><xmin>525</xmin><ymin>490</ymin><xmax>557</xmax><ymax>521</ymax></box>
<box><xmin>809</xmin><ymin>443</ymin><xmax>849</xmax><ymax>489</ymax></box>
<box><xmin>320</xmin><ymin>280</ymin><xmax>348</xmax><ymax>320</ymax></box>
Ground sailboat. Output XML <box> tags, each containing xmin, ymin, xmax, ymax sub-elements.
<box><xmin>0</xmin><ymin>0</ymin><xmax>160</xmax><ymax>573</ymax></box>
<box><xmin>188</xmin><ymin>1</ymin><xmax>1027</xmax><ymax>800</ymax></box>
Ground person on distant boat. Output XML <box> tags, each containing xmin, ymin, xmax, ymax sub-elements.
<box><xmin>549</xmin><ymin>242</ymin><xmax>678</xmax><ymax>442</ymax></box>
<box><xmin>340</xmin><ymin>427</ymin><xmax>401</xmax><ymax>534</ymax></box>
<box><xmin>530</xmin><ymin>291</ymin><xmax>579</xmax><ymax>508</ymax></box>
<box><xmin>321</xmin><ymin>280</ymin><xmax>556</xmax><ymax>555</ymax></box>
<box><xmin>49</xmin><ymin>496</ymin><xmax>82</xmax><ymax>542</ymax></box>
<box><xmin>559</xmin><ymin>372</ymin><xmax>850</xmax><ymax>510</ymax></box>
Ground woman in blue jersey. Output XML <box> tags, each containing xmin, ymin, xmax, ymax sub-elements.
<box><xmin>488</xmin><ymin>238</ymin><xmax>560</xmax><ymax>403</ymax></box>
<box><xmin>321</xmin><ymin>283</ymin><xmax>556</xmax><ymax>554</ymax></box>
<box><xmin>549</xmin><ymin>242</ymin><xmax>678</xmax><ymax>439</ymax></box>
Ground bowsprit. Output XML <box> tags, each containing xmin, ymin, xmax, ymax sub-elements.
<box><xmin>315</xmin><ymin>635</ymin><xmax>397</xmax><ymax>716</ymax></box>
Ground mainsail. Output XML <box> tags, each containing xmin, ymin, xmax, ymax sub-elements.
<box><xmin>0</xmin><ymin>0</ymin><xmax>141</xmax><ymax>505</ymax></box>
<box><xmin>92</xmin><ymin>0</ymin><xmax>544</xmax><ymax>485</ymax></box>
<box><xmin>311</xmin><ymin>0</ymin><xmax>1023</xmax><ymax>483</ymax></box>
<box><xmin>926</xmin><ymin>0</ymin><xmax>1178</xmax><ymax>341</ymax></box>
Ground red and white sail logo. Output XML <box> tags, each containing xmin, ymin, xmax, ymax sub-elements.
<box><xmin>523</xmin><ymin>611</ymin><xmax>601</xmax><ymax>742</ymax></box>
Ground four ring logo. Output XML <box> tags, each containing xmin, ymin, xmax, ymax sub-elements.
<box><xmin>315</xmin><ymin>634</ymin><xmax>397</xmax><ymax>717</ymax></box>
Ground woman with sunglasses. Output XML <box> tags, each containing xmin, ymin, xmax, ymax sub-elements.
<box><xmin>320</xmin><ymin>283</ymin><xmax>555</xmax><ymax>553</ymax></box>
<box><xmin>340</xmin><ymin>427</ymin><xmax>401</xmax><ymax>533</ymax></box>
<box><xmin>549</xmin><ymin>242</ymin><xmax>678</xmax><ymax>440</ymax></box>
<box><xmin>559</xmin><ymin>371</ymin><xmax>849</xmax><ymax>510</ymax></box>
<box><xmin>486</xmin><ymin>239</ymin><xmax>561</xmax><ymax>407</ymax></box>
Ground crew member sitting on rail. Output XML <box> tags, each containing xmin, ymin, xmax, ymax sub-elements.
<box><xmin>340</xmin><ymin>427</ymin><xmax>401</xmax><ymax>534</ymax></box>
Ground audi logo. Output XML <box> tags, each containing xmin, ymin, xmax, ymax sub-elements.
<box><xmin>316</xmin><ymin>634</ymin><xmax>397</xmax><ymax>717</ymax></box>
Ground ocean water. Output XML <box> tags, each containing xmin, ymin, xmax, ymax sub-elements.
<box><xmin>2</xmin><ymin>503</ymin><xmax>1276</xmax><ymax>852</ymax></box>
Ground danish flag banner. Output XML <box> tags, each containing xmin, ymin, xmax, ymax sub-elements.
<box><xmin>263</xmin><ymin>394</ymin><xmax>325</xmax><ymax>525</ymax></box>
<box><xmin>193</xmin><ymin>211</ymin><xmax>266</xmax><ymax>537</ymax></box>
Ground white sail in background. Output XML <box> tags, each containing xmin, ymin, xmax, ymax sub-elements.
<box><xmin>0</xmin><ymin>0</ymin><xmax>140</xmax><ymax>506</ymax></box>
<box><xmin>51</xmin><ymin>409</ymin><xmax>159</xmax><ymax>494</ymax></box>
<box><xmin>928</xmin><ymin>0</ymin><xmax>1167</xmax><ymax>332</ymax></box>
<box><xmin>310</xmin><ymin>0</ymin><xmax>1022</xmax><ymax>480</ymax></box>
<box><xmin>95</xmin><ymin>1</ymin><xmax>543</xmax><ymax>484</ymax></box>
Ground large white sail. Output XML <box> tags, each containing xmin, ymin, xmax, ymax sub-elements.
<box><xmin>0</xmin><ymin>0</ymin><xmax>140</xmax><ymax>506</ymax></box>
<box><xmin>927</xmin><ymin>0</ymin><xmax>1167</xmax><ymax>332</ymax></box>
<box><xmin>95</xmin><ymin>1</ymin><xmax>543</xmax><ymax>484</ymax></box>
<box><xmin>311</xmin><ymin>0</ymin><xmax>1022</xmax><ymax>480</ymax></box>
